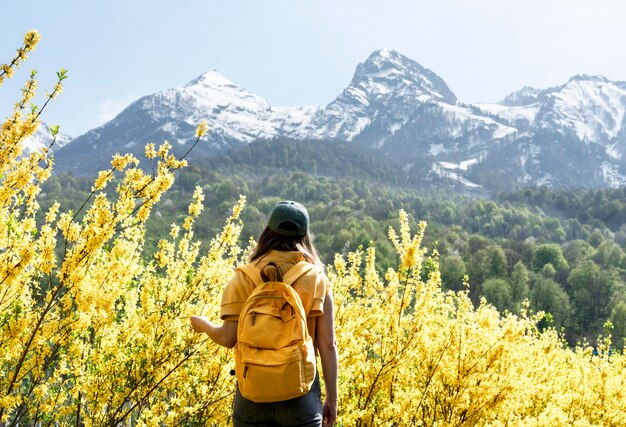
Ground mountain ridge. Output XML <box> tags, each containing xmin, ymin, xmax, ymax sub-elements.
<box><xmin>53</xmin><ymin>49</ymin><xmax>626</xmax><ymax>192</ymax></box>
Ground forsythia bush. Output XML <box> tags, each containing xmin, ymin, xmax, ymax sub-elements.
<box><xmin>1</xmin><ymin>32</ymin><xmax>239</xmax><ymax>426</ymax></box>
<box><xmin>331</xmin><ymin>216</ymin><xmax>626</xmax><ymax>426</ymax></box>
<box><xmin>2</xmin><ymin>31</ymin><xmax>626</xmax><ymax>426</ymax></box>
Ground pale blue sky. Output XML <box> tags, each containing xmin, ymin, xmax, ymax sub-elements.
<box><xmin>2</xmin><ymin>0</ymin><xmax>626</xmax><ymax>136</ymax></box>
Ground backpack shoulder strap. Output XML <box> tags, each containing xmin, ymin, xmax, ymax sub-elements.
<box><xmin>237</xmin><ymin>263</ymin><xmax>264</xmax><ymax>286</ymax></box>
<box><xmin>283</xmin><ymin>261</ymin><xmax>317</xmax><ymax>286</ymax></box>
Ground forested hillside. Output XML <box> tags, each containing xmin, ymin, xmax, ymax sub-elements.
<box><xmin>40</xmin><ymin>138</ymin><xmax>626</xmax><ymax>349</ymax></box>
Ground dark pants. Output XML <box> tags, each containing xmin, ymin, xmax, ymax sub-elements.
<box><xmin>232</xmin><ymin>374</ymin><xmax>323</xmax><ymax>427</ymax></box>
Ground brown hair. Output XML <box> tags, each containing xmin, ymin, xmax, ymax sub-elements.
<box><xmin>249</xmin><ymin>226</ymin><xmax>323</xmax><ymax>268</ymax></box>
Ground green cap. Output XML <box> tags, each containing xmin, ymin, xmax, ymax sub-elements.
<box><xmin>268</xmin><ymin>201</ymin><xmax>309</xmax><ymax>237</ymax></box>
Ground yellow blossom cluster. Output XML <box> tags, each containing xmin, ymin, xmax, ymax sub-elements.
<box><xmin>2</xmin><ymin>31</ymin><xmax>626</xmax><ymax>426</ymax></box>
<box><xmin>1</xmin><ymin>32</ymin><xmax>237</xmax><ymax>425</ymax></box>
<box><xmin>195</xmin><ymin>120</ymin><xmax>209</xmax><ymax>138</ymax></box>
<box><xmin>329</xmin><ymin>212</ymin><xmax>626</xmax><ymax>426</ymax></box>
<box><xmin>0</xmin><ymin>30</ymin><xmax>40</xmax><ymax>86</ymax></box>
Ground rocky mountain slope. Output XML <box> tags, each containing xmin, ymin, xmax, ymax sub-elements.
<box><xmin>53</xmin><ymin>49</ymin><xmax>626</xmax><ymax>192</ymax></box>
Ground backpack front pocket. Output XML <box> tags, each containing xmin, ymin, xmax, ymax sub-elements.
<box><xmin>239</xmin><ymin>303</ymin><xmax>300</xmax><ymax>350</ymax></box>
<box><xmin>236</xmin><ymin>344</ymin><xmax>310</xmax><ymax>402</ymax></box>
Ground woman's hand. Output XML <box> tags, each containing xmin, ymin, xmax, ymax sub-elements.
<box><xmin>323</xmin><ymin>398</ymin><xmax>337</xmax><ymax>426</ymax></box>
<box><xmin>317</xmin><ymin>292</ymin><xmax>338</xmax><ymax>426</ymax></box>
<box><xmin>189</xmin><ymin>317</ymin><xmax>238</xmax><ymax>348</ymax></box>
<box><xmin>189</xmin><ymin>316</ymin><xmax>210</xmax><ymax>333</ymax></box>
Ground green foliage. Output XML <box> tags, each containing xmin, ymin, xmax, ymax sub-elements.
<box><xmin>497</xmin><ymin>186</ymin><xmax>626</xmax><ymax>234</ymax></box>
<box><xmin>440</xmin><ymin>255</ymin><xmax>467</xmax><ymax>292</ymax></box>
<box><xmin>509</xmin><ymin>262</ymin><xmax>530</xmax><ymax>313</ymax></box>
<box><xmin>481</xmin><ymin>277</ymin><xmax>512</xmax><ymax>312</ymax></box>
<box><xmin>562</xmin><ymin>239</ymin><xmax>596</xmax><ymax>265</ymax></box>
<box><xmin>530</xmin><ymin>274</ymin><xmax>571</xmax><ymax>330</ymax></box>
<box><xmin>594</xmin><ymin>240</ymin><xmax>626</xmax><ymax>269</ymax></box>
<box><xmin>569</xmin><ymin>260</ymin><xmax>617</xmax><ymax>334</ymax></box>
<box><xmin>531</xmin><ymin>243</ymin><xmax>569</xmax><ymax>273</ymax></box>
<box><xmin>40</xmin><ymin>141</ymin><xmax>626</xmax><ymax>348</ymax></box>
<box><xmin>610</xmin><ymin>302</ymin><xmax>626</xmax><ymax>351</ymax></box>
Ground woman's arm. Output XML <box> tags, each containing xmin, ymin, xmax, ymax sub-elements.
<box><xmin>190</xmin><ymin>316</ymin><xmax>238</xmax><ymax>348</ymax></box>
<box><xmin>316</xmin><ymin>291</ymin><xmax>338</xmax><ymax>427</ymax></box>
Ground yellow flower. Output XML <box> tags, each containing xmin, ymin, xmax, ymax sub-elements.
<box><xmin>23</xmin><ymin>30</ymin><xmax>41</xmax><ymax>51</ymax></box>
<box><xmin>145</xmin><ymin>143</ymin><xmax>157</xmax><ymax>159</ymax></box>
<box><xmin>195</xmin><ymin>120</ymin><xmax>209</xmax><ymax>138</ymax></box>
<box><xmin>93</xmin><ymin>170</ymin><xmax>113</xmax><ymax>190</ymax></box>
<box><xmin>111</xmin><ymin>153</ymin><xmax>138</xmax><ymax>170</ymax></box>
<box><xmin>157</xmin><ymin>141</ymin><xmax>172</xmax><ymax>158</ymax></box>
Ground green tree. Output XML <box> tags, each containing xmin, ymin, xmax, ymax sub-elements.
<box><xmin>485</xmin><ymin>246</ymin><xmax>508</xmax><ymax>278</ymax></box>
<box><xmin>510</xmin><ymin>261</ymin><xmax>530</xmax><ymax>312</ymax></box>
<box><xmin>562</xmin><ymin>239</ymin><xmax>595</xmax><ymax>265</ymax></box>
<box><xmin>440</xmin><ymin>255</ymin><xmax>467</xmax><ymax>291</ymax></box>
<box><xmin>466</xmin><ymin>246</ymin><xmax>507</xmax><ymax>301</ymax></box>
<box><xmin>541</xmin><ymin>263</ymin><xmax>556</xmax><ymax>279</ymax></box>
<box><xmin>531</xmin><ymin>243</ymin><xmax>569</xmax><ymax>281</ymax></box>
<box><xmin>568</xmin><ymin>260</ymin><xmax>616</xmax><ymax>334</ymax></box>
<box><xmin>588</xmin><ymin>229</ymin><xmax>604</xmax><ymax>248</ymax></box>
<box><xmin>530</xmin><ymin>274</ymin><xmax>571</xmax><ymax>331</ymax></box>
<box><xmin>594</xmin><ymin>241</ymin><xmax>626</xmax><ymax>269</ymax></box>
<box><xmin>481</xmin><ymin>277</ymin><xmax>512</xmax><ymax>312</ymax></box>
<box><xmin>610</xmin><ymin>302</ymin><xmax>626</xmax><ymax>352</ymax></box>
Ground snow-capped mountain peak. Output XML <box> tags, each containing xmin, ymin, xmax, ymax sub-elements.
<box><xmin>184</xmin><ymin>69</ymin><xmax>234</xmax><ymax>88</ymax></box>
<box><xmin>136</xmin><ymin>68</ymin><xmax>277</xmax><ymax>145</ymax></box>
<box><xmin>174</xmin><ymin>68</ymin><xmax>272</xmax><ymax>117</ymax></box>
<box><xmin>352</xmin><ymin>48</ymin><xmax>457</xmax><ymax>104</ymax></box>
<box><xmin>541</xmin><ymin>74</ymin><xmax>626</xmax><ymax>143</ymax></box>
<box><xmin>54</xmin><ymin>49</ymin><xmax>626</xmax><ymax>190</ymax></box>
<box><xmin>287</xmin><ymin>48</ymin><xmax>460</xmax><ymax>143</ymax></box>
<box><xmin>567</xmin><ymin>74</ymin><xmax>610</xmax><ymax>84</ymax></box>
<box><xmin>501</xmin><ymin>86</ymin><xmax>542</xmax><ymax>107</ymax></box>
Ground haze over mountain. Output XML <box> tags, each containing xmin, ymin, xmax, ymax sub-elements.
<box><xmin>53</xmin><ymin>49</ymin><xmax>626</xmax><ymax>192</ymax></box>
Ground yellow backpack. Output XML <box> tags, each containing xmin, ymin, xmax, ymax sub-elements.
<box><xmin>235</xmin><ymin>260</ymin><xmax>317</xmax><ymax>402</ymax></box>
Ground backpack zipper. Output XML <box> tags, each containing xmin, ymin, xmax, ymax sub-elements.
<box><xmin>249</xmin><ymin>295</ymin><xmax>287</xmax><ymax>300</ymax></box>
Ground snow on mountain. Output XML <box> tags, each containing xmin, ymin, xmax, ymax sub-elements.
<box><xmin>146</xmin><ymin>70</ymin><xmax>279</xmax><ymax>143</ymax></box>
<box><xmin>493</xmin><ymin>76</ymin><xmax>626</xmax><ymax>175</ymax></box>
<box><xmin>22</xmin><ymin>122</ymin><xmax>72</xmax><ymax>153</ymax></box>
<box><xmin>475</xmin><ymin>102</ymin><xmax>540</xmax><ymax>127</ymax></box>
<box><xmin>538</xmin><ymin>75</ymin><xmax>626</xmax><ymax>142</ymax></box>
<box><xmin>601</xmin><ymin>162</ymin><xmax>626</xmax><ymax>187</ymax></box>
<box><xmin>54</xmin><ymin>70</ymin><xmax>303</xmax><ymax>174</ymax></box>
<box><xmin>272</xmin><ymin>106</ymin><xmax>319</xmax><ymax>136</ymax></box>
<box><xmin>55</xmin><ymin>49</ymin><xmax>465</xmax><ymax>174</ymax></box>
<box><xmin>292</xmin><ymin>48</ymin><xmax>458</xmax><ymax>143</ymax></box>
<box><xmin>501</xmin><ymin>86</ymin><xmax>542</xmax><ymax>107</ymax></box>
<box><xmin>438</xmin><ymin>102</ymin><xmax>517</xmax><ymax>140</ymax></box>
<box><xmin>352</xmin><ymin>48</ymin><xmax>456</xmax><ymax>104</ymax></box>
<box><xmin>491</xmin><ymin>75</ymin><xmax>626</xmax><ymax>145</ymax></box>
<box><xmin>497</xmin><ymin>75</ymin><xmax>626</xmax><ymax>145</ymax></box>
<box><xmin>54</xmin><ymin>49</ymin><xmax>626</xmax><ymax>191</ymax></box>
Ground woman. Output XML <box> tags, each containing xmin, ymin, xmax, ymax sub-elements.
<box><xmin>191</xmin><ymin>201</ymin><xmax>338</xmax><ymax>427</ymax></box>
